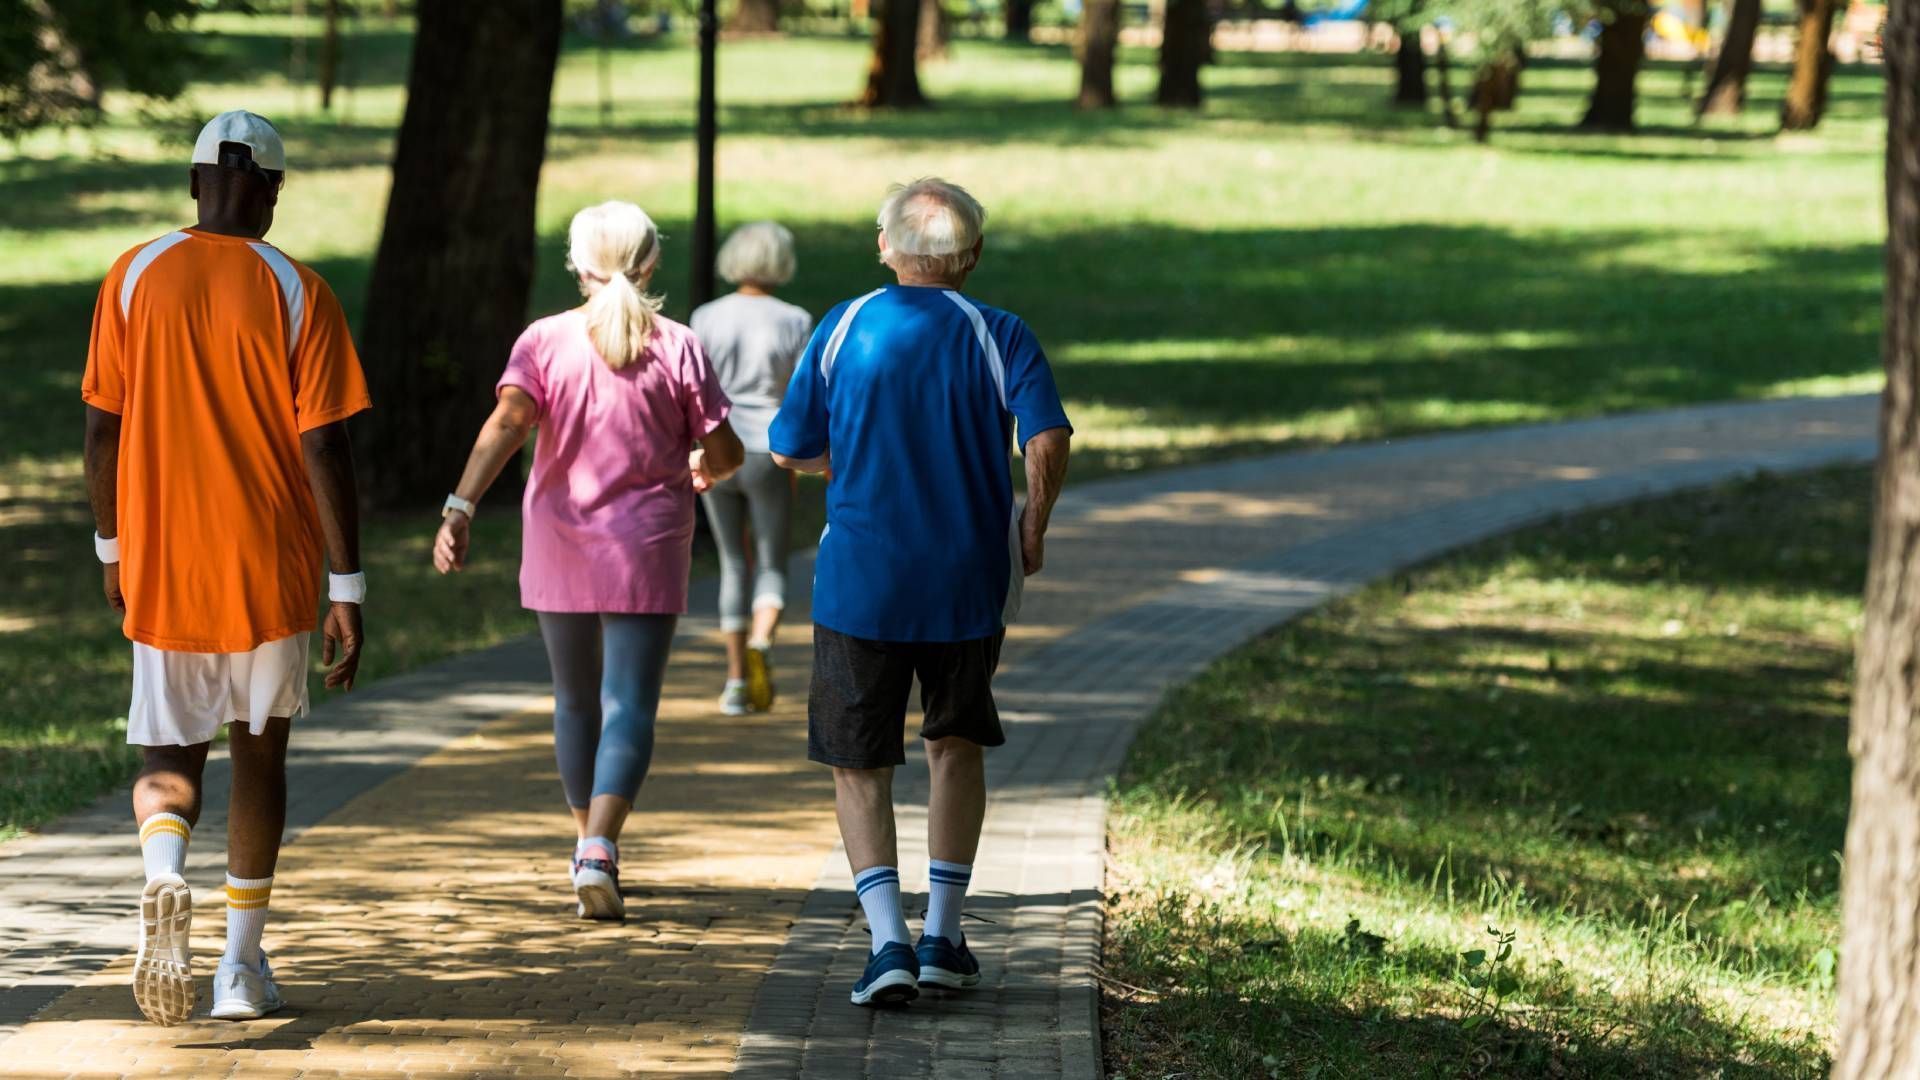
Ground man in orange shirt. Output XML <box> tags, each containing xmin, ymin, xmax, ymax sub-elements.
<box><xmin>81</xmin><ymin>111</ymin><xmax>371</xmax><ymax>1025</ymax></box>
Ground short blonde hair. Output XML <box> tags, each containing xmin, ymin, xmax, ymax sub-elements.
<box><xmin>567</xmin><ymin>201</ymin><xmax>665</xmax><ymax>370</ymax></box>
<box><xmin>877</xmin><ymin>177</ymin><xmax>986</xmax><ymax>281</ymax></box>
<box><xmin>717</xmin><ymin>221</ymin><xmax>797</xmax><ymax>287</ymax></box>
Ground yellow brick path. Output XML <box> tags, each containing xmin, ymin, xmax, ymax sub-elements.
<box><xmin>0</xmin><ymin>621</ymin><xmax>839</xmax><ymax>1079</ymax></box>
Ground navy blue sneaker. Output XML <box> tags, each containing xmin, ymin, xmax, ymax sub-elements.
<box><xmin>915</xmin><ymin>935</ymin><xmax>981</xmax><ymax>989</ymax></box>
<box><xmin>850</xmin><ymin>941</ymin><xmax>921</xmax><ymax>1006</ymax></box>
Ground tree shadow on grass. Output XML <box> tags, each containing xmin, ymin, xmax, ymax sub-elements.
<box><xmin>1105</xmin><ymin>910</ymin><xmax>1832</xmax><ymax>1077</ymax></box>
<box><xmin>2</xmin><ymin>221</ymin><xmax>1882</xmax><ymax>478</ymax></box>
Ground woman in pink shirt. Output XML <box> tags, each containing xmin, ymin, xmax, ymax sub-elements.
<box><xmin>431</xmin><ymin>201</ymin><xmax>743</xmax><ymax>920</ymax></box>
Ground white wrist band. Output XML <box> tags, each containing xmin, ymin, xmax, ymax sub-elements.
<box><xmin>328</xmin><ymin>571</ymin><xmax>367</xmax><ymax>604</ymax></box>
<box><xmin>95</xmin><ymin>532</ymin><xmax>119</xmax><ymax>564</ymax></box>
<box><xmin>444</xmin><ymin>494</ymin><xmax>476</xmax><ymax>520</ymax></box>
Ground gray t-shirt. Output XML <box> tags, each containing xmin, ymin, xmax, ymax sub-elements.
<box><xmin>689</xmin><ymin>292</ymin><xmax>814</xmax><ymax>453</ymax></box>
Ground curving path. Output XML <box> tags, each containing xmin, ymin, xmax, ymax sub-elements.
<box><xmin>0</xmin><ymin>395</ymin><xmax>1876</xmax><ymax>1079</ymax></box>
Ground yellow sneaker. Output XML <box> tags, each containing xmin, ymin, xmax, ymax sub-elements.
<box><xmin>745</xmin><ymin>642</ymin><xmax>775</xmax><ymax>712</ymax></box>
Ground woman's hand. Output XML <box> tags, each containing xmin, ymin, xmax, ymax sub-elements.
<box><xmin>434</xmin><ymin>511</ymin><xmax>471</xmax><ymax>574</ymax></box>
<box><xmin>690</xmin><ymin>448</ymin><xmax>716</xmax><ymax>493</ymax></box>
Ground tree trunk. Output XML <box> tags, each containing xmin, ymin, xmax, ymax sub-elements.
<box><xmin>917</xmin><ymin>0</ymin><xmax>949</xmax><ymax>61</ymax></box>
<box><xmin>1581</xmin><ymin>2</ymin><xmax>1649</xmax><ymax>131</ymax></box>
<box><xmin>1435</xmin><ymin>34</ymin><xmax>1458</xmax><ymax>128</ymax></box>
<box><xmin>1392</xmin><ymin>26</ymin><xmax>1427</xmax><ymax>107</ymax></box>
<box><xmin>1156</xmin><ymin>0</ymin><xmax>1207</xmax><ymax>108</ymax></box>
<box><xmin>356</xmin><ymin>0</ymin><xmax>562</xmax><ymax>509</ymax></box>
<box><xmin>1470</xmin><ymin>54</ymin><xmax>1519</xmax><ymax>143</ymax></box>
<box><xmin>318</xmin><ymin>0</ymin><xmax>342</xmax><ymax>110</ymax></box>
<box><xmin>733</xmin><ymin>0</ymin><xmax>781</xmax><ymax>32</ymax></box>
<box><xmin>1780</xmin><ymin>0</ymin><xmax>1840</xmax><ymax>130</ymax></box>
<box><xmin>861</xmin><ymin>0</ymin><xmax>926</xmax><ymax>106</ymax></box>
<box><xmin>1005</xmin><ymin>0</ymin><xmax>1033</xmax><ymax>40</ymax></box>
<box><xmin>1835</xmin><ymin>3</ymin><xmax>1920</xmax><ymax>1074</ymax></box>
<box><xmin>1076</xmin><ymin>0</ymin><xmax>1121</xmax><ymax>108</ymax></box>
<box><xmin>1698</xmin><ymin>0</ymin><xmax>1760</xmax><ymax>116</ymax></box>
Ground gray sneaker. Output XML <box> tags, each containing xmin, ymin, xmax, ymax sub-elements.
<box><xmin>133</xmin><ymin>874</ymin><xmax>195</xmax><ymax>1026</ymax></box>
<box><xmin>210</xmin><ymin>953</ymin><xmax>284</xmax><ymax>1020</ymax></box>
<box><xmin>718</xmin><ymin>680</ymin><xmax>751</xmax><ymax>716</ymax></box>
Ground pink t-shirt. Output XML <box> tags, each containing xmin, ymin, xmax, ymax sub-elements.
<box><xmin>497</xmin><ymin>311</ymin><xmax>731</xmax><ymax>613</ymax></box>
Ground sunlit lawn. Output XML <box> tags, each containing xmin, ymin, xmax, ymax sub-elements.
<box><xmin>1107</xmin><ymin>468</ymin><xmax>1864</xmax><ymax>1078</ymax></box>
<box><xmin>0</xmin><ymin>17</ymin><xmax>1888</xmax><ymax>835</ymax></box>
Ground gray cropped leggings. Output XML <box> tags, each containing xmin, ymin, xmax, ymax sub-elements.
<box><xmin>699</xmin><ymin>452</ymin><xmax>792</xmax><ymax>633</ymax></box>
<box><xmin>535</xmin><ymin>612</ymin><xmax>678</xmax><ymax>809</ymax></box>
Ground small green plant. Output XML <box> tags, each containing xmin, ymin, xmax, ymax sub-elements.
<box><xmin>1456</xmin><ymin>925</ymin><xmax>1521</xmax><ymax>1032</ymax></box>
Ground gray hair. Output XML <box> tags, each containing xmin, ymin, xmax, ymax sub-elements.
<box><xmin>716</xmin><ymin>220</ymin><xmax>797</xmax><ymax>287</ymax></box>
<box><xmin>877</xmin><ymin>178</ymin><xmax>986</xmax><ymax>281</ymax></box>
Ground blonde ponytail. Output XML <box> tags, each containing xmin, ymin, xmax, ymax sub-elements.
<box><xmin>567</xmin><ymin>201</ymin><xmax>665</xmax><ymax>370</ymax></box>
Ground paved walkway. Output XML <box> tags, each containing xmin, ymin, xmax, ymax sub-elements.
<box><xmin>0</xmin><ymin>396</ymin><xmax>1877</xmax><ymax>1079</ymax></box>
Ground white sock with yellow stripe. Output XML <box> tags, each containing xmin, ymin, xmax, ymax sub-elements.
<box><xmin>138</xmin><ymin>813</ymin><xmax>191</xmax><ymax>882</ymax></box>
<box><xmin>222</xmin><ymin>874</ymin><xmax>272</xmax><ymax>967</ymax></box>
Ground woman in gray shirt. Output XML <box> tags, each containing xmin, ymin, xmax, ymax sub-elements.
<box><xmin>691</xmin><ymin>222</ymin><xmax>814</xmax><ymax>715</ymax></box>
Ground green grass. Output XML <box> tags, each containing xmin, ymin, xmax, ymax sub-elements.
<box><xmin>1105</xmin><ymin>468</ymin><xmax>1866</xmax><ymax>1078</ymax></box>
<box><xmin>0</xmin><ymin>19</ymin><xmax>1888</xmax><ymax>835</ymax></box>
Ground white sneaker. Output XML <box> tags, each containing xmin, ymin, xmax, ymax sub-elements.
<box><xmin>210</xmin><ymin>953</ymin><xmax>284</xmax><ymax>1020</ymax></box>
<box><xmin>133</xmin><ymin>874</ymin><xmax>195</xmax><ymax>1026</ymax></box>
<box><xmin>718</xmin><ymin>680</ymin><xmax>751</xmax><ymax>716</ymax></box>
<box><xmin>573</xmin><ymin>855</ymin><xmax>625</xmax><ymax>920</ymax></box>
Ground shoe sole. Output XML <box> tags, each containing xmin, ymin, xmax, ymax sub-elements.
<box><xmin>133</xmin><ymin>878</ymin><xmax>195</xmax><ymax>1026</ymax></box>
<box><xmin>745</xmin><ymin>649</ymin><xmax>774</xmax><ymax>712</ymax></box>
<box><xmin>918</xmin><ymin>965</ymin><xmax>982</xmax><ymax>989</ymax></box>
<box><xmin>718</xmin><ymin>700</ymin><xmax>751</xmax><ymax>716</ymax></box>
<box><xmin>850</xmin><ymin>968</ymin><xmax>920</xmax><ymax>1006</ymax></box>
<box><xmin>576</xmin><ymin>872</ymin><xmax>625</xmax><ymax>920</ymax></box>
<box><xmin>209</xmin><ymin>995</ymin><xmax>283</xmax><ymax>1021</ymax></box>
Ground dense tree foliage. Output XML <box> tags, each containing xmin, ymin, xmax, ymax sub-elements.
<box><xmin>0</xmin><ymin>0</ymin><xmax>220</xmax><ymax>136</ymax></box>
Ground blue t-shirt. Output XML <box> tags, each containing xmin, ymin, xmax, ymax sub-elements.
<box><xmin>768</xmin><ymin>284</ymin><xmax>1072</xmax><ymax>642</ymax></box>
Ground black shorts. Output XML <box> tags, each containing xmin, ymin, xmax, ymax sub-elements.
<box><xmin>807</xmin><ymin>625</ymin><xmax>1007</xmax><ymax>769</ymax></box>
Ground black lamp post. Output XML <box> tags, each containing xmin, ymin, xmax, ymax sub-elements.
<box><xmin>690</xmin><ymin>0</ymin><xmax>719</xmax><ymax>310</ymax></box>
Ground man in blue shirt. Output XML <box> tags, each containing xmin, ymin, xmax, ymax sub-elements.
<box><xmin>771</xmin><ymin>178</ymin><xmax>1072</xmax><ymax>1007</ymax></box>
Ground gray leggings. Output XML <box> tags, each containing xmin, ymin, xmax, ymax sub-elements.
<box><xmin>535</xmin><ymin>612</ymin><xmax>678</xmax><ymax>809</ymax></box>
<box><xmin>699</xmin><ymin>452</ymin><xmax>792</xmax><ymax>633</ymax></box>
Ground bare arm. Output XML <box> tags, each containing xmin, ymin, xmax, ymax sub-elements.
<box><xmin>1018</xmin><ymin>426</ymin><xmax>1071</xmax><ymax>576</ymax></box>
<box><xmin>83</xmin><ymin>405</ymin><xmax>124</xmax><ymax>613</ymax></box>
<box><xmin>772</xmin><ymin>450</ymin><xmax>831</xmax><ymax>475</ymax></box>
<box><xmin>301</xmin><ymin>419</ymin><xmax>364</xmax><ymax>689</ymax></box>
<box><xmin>691</xmin><ymin>419</ymin><xmax>746</xmax><ymax>492</ymax></box>
<box><xmin>433</xmin><ymin>388</ymin><xmax>537</xmax><ymax>574</ymax></box>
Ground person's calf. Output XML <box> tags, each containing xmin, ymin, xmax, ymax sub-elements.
<box><xmin>134</xmin><ymin>744</ymin><xmax>209</xmax><ymax>882</ymax></box>
<box><xmin>833</xmin><ymin>765</ymin><xmax>899</xmax><ymax>871</ymax></box>
<box><xmin>226</xmin><ymin>718</ymin><xmax>290</xmax><ymax>880</ymax></box>
<box><xmin>924</xmin><ymin>737</ymin><xmax>986</xmax><ymax>866</ymax></box>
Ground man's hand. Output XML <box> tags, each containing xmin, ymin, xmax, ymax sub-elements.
<box><xmin>103</xmin><ymin>562</ymin><xmax>126</xmax><ymax>613</ymax></box>
<box><xmin>1019</xmin><ymin>504</ymin><xmax>1045</xmax><ymax>576</ymax></box>
<box><xmin>321</xmin><ymin>601</ymin><xmax>363</xmax><ymax>690</ymax></box>
<box><xmin>433</xmin><ymin>512</ymin><xmax>471</xmax><ymax>574</ymax></box>
<box><xmin>690</xmin><ymin>448</ymin><xmax>716</xmax><ymax>493</ymax></box>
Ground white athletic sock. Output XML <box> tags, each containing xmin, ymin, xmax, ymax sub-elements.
<box><xmin>138</xmin><ymin>813</ymin><xmax>191</xmax><ymax>881</ymax></box>
<box><xmin>853</xmin><ymin>866</ymin><xmax>911</xmax><ymax>953</ymax></box>
<box><xmin>576</xmin><ymin>836</ymin><xmax>618</xmax><ymax>865</ymax></box>
<box><xmin>222</xmin><ymin>874</ymin><xmax>272</xmax><ymax>967</ymax></box>
<box><xmin>925</xmin><ymin>859</ymin><xmax>972</xmax><ymax>942</ymax></box>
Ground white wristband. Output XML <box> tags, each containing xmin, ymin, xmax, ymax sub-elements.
<box><xmin>95</xmin><ymin>532</ymin><xmax>119</xmax><ymax>564</ymax></box>
<box><xmin>328</xmin><ymin>571</ymin><xmax>367</xmax><ymax>605</ymax></box>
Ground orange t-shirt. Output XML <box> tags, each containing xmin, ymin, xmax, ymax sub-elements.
<box><xmin>82</xmin><ymin>227</ymin><xmax>371</xmax><ymax>653</ymax></box>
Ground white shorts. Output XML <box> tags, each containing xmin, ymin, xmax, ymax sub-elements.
<box><xmin>127</xmin><ymin>634</ymin><xmax>311</xmax><ymax>747</ymax></box>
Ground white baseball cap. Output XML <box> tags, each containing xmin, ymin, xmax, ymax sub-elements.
<box><xmin>191</xmin><ymin>111</ymin><xmax>287</xmax><ymax>173</ymax></box>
